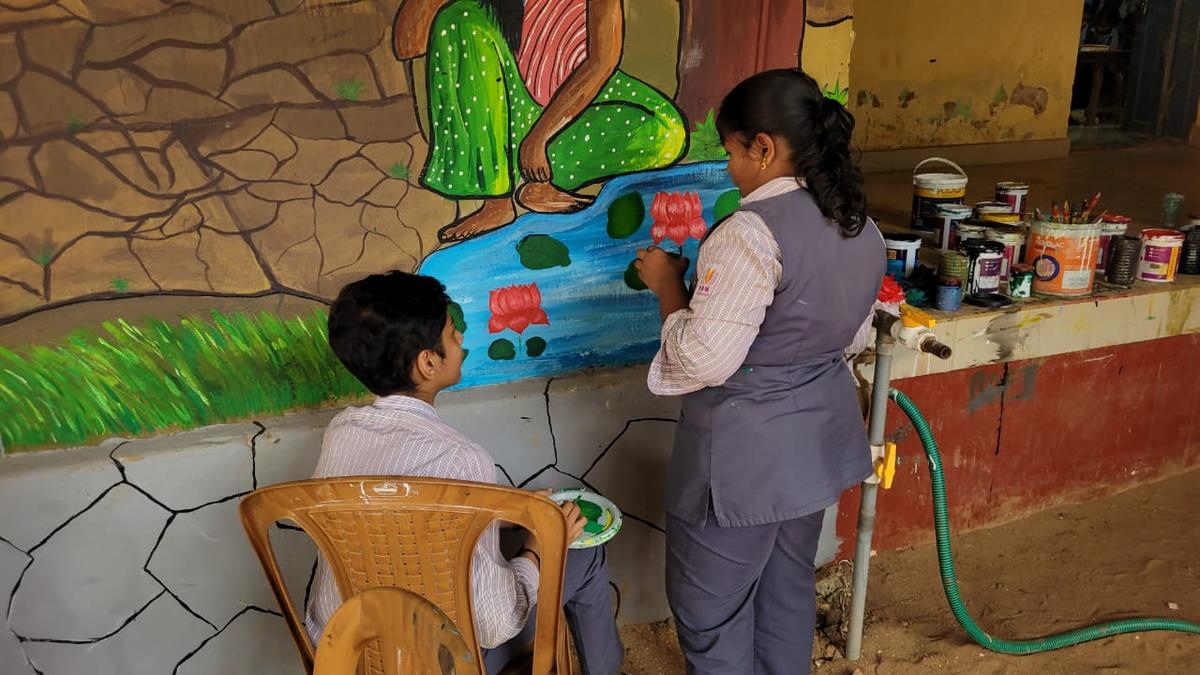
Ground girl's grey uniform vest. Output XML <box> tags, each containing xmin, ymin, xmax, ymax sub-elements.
<box><xmin>667</xmin><ymin>187</ymin><xmax>886</xmax><ymax>528</ymax></box>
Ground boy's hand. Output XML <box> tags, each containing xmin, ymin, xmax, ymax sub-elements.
<box><xmin>530</xmin><ymin>488</ymin><xmax>586</xmax><ymax>543</ymax></box>
<box><xmin>560</xmin><ymin>499</ymin><xmax>586</xmax><ymax>543</ymax></box>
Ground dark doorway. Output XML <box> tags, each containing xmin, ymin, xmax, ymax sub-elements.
<box><xmin>1071</xmin><ymin>0</ymin><xmax>1200</xmax><ymax>148</ymax></box>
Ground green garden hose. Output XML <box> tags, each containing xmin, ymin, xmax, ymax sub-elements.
<box><xmin>889</xmin><ymin>388</ymin><xmax>1200</xmax><ymax>654</ymax></box>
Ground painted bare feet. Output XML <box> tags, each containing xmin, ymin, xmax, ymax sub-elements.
<box><xmin>438</xmin><ymin>198</ymin><xmax>517</xmax><ymax>243</ymax></box>
<box><xmin>516</xmin><ymin>181</ymin><xmax>594</xmax><ymax>214</ymax></box>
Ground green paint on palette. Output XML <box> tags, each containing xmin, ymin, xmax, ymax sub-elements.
<box><xmin>623</xmin><ymin>260</ymin><xmax>647</xmax><ymax>291</ymax></box>
<box><xmin>487</xmin><ymin>338</ymin><xmax>516</xmax><ymax>361</ymax></box>
<box><xmin>574</xmin><ymin>498</ymin><xmax>606</xmax><ymax>534</ymax></box>
<box><xmin>712</xmin><ymin>189</ymin><xmax>741</xmax><ymax>222</ymax></box>
<box><xmin>525</xmin><ymin>336</ymin><xmax>547</xmax><ymax>358</ymax></box>
<box><xmin>516</xmin><ymin>234</ymin><xmax>571</xmax><ymax>270</ymax></box>
<box><xmin>606</xmin><ymin>192</ymin><xmax>645</xmax><ymax>239</ymax></box>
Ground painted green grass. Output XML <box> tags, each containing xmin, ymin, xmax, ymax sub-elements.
<box><xmin>0</xmin><ymin>310</ymin><xmax>367</xmax><ymax>453</ymax></box>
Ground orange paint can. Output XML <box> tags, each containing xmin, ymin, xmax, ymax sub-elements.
<box><xmin>1024</xmin><ymin>221</ymin><xmax>1101</xmax><ymax>297</ymax></box>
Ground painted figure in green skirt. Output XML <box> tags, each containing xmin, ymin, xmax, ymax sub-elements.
<box><xmin>393</xmin><ymin>0</ymin><xmax>688</xmax><ymax>242</ymax></box>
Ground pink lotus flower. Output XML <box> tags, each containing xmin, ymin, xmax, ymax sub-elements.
<box><xmin>488</xmin><ymin>283</ymin><xmax>550</xmax><ymax>334</ymax></box>
<box><xmin>650</xmin><ymin>192</ymin><xmax>707</xmax><ymax>246</ymax></box>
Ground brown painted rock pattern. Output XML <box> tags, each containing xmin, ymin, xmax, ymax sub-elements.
<box><xmin>0</xmin><ymin>0</ymin><xmax>448</xmax><ymax>323</ymax></box>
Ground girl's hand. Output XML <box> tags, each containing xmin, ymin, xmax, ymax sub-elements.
<box><xmin>634</xmin><ymin>246</ymin><xmax>689</xmax><ymax>297</ymax></box>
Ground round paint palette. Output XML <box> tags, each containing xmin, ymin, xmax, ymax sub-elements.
<box><xmin>548</xmin><ymin>489</ymin><xmax>622</xmax><ymax>549</ymax></box>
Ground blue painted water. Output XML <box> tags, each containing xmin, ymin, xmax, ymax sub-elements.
<box><xmin>419</xmin><ymin>161</ymin><xmax>735</xmax><ymax>389</ymax></box>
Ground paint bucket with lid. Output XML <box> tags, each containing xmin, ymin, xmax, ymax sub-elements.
<box><xmin>974</xmin><ymin>201</ymin><xmax>1011</xmax><ymax>217</ymax></box>
<box><xmin>953</xmin><ymin>221</ymin><xmax>989</xmax><ymax>250</ymax></box>
<box><xmin>1096</xmin><ymin>219</ymin><xmax>1129</xmax><ymax>275</ymax></box>
<box><xmin>1025</xmin><ymin>221</ymin><xmax>1101</xmax><ymax>297</ymax></box>
<box><xmin>934</xmin><ymin>203</ymin><xmax>973</xmax><ymax>250</ymax></box>
<box><xmin>884</xmin><ymin>233</ymin><xmax>922</xmax><ymax>278</ymax></box>
<box><xmin>912</xmin><ymin>157</ymin><xmax>968</xmax><ymax>231</ymax></box>
<box><xmin>985</xmin><ymin>226</ymin><xmax>1027</xmax><ymax>281</ymax></box>
<box><xmin>1179</xmin><ymin>227</ymin><xmax>1200</xmax><ymax>275</ymax></box>
<box><xmin>962</xmin><ymin>239</ymin><xmax>1005</xmax><ymax>296</ymax></box>
<box><xmin>995</xmin><ymin>182</ymin><xmax>1030</xmax><ymax>215</ymax></box>
<box><xmin>1136</xmin><ymin>229</ymin><xmax>1184</xmax><ymax>283</ymax></box>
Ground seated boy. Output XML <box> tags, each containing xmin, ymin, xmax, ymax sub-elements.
<box><xmin>304</xmin><ymin>271</ymin><xmax>624</xmax><ymax>674</ymax></box>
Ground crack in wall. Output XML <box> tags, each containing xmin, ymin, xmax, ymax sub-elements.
<box><xmin>169</xmin><ymin>605</ymin><xmax>284</xmax><ymax>675</ymax></box>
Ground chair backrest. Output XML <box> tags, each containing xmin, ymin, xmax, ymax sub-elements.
<box><xmin>313</xmin><ymin>587</ymin><xmax>477</xmax><ymax>675</ymax></box>
<box><xmin>239</xmin><ymin>477</ymin><xmax>570</xmax><ymax>675</ymax></box>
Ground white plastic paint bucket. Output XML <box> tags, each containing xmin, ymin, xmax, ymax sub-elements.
<box><xmin>935</xmin><ymin>203</ymin><xmax>973</xmax><ymax>251</ymax></box>
<box><xmin>952</xmin><ymin>222</ymin><xmax>989</xmax><ymax>250</ymax></box>
<box><xmin>995</xmin><ymin>181</ymin><xmax>1030</xmax><ymax>215</ymax></box>
<box><xmin>1136</xmin><ymin>229</ymin><xmax>1185</xmax><ymax>283</ymax></box>
<box><xmin>912</xmin><ymin>157</ymin><xmax>968</xmax><ymax>232</ymax></box>
<box><xmin>985</xmin><ymin>226</ymin><xmax>1027</xmax><ymax>281</ymax></box>
<box><xmin>885</xmin><ymin>233</ymin><xmax>922</xmax><ymax>278</ymax></box>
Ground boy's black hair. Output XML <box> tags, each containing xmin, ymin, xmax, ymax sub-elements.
<box><xmin>327</xmin><ymin>271</ymin><xmax>450</xmax><ymax>396</ymax></box>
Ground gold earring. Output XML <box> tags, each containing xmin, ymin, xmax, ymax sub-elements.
<box><xmin>759</xmin><ymin>157</ymin><xmax>769</xmax><ymax>171</ymax></box>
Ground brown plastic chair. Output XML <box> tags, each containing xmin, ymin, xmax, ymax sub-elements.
<box><xmin>239</xmin><ymin>477</ymin><xmax>573</xmax><ymax>675</ymax></box>
<box><xmin>313</xmin><ymin>587</ymin><xmax>476</xmax><ymax>675</ymax></box>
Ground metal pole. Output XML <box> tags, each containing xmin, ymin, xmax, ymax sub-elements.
<box><xmin>845</xmin><ymin>313</ymin><xmax>898</xmax><ymax>660</ymax></box>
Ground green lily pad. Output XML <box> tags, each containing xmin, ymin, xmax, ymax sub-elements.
<box><xmin>713</xmin><ymin>189</ymin><xmax>741</xmax><ymax>222</ymax></box>
<box><xmin>517</xmin><ymin>234</ymin><xmax>571</xmax><ymax>270</ymax></box>
<box><xmin>448</xmin><ymin>302</ymin><xmax>466</xmax><ymax>333</ymax></box>
<box><xmin>606</xmin><ymin>192</ymin><xmax>645</xmax><ymax>239</ymax></box>
<box><xmin>526</xmin><ymin>336</ymin><xmax>547</xmax><ymax>357</ymax></box>
<box><xmin>623</xmin><ymin>260</ymin><xmax>647</xmax><ymax>291</ymax></box>
<box><xmin>487</xmin><ymin>339</ymin><xmax>516</xmax><ymax>360</ymax></box>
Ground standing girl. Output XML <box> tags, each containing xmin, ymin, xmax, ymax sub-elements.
<box><xmin>634</xmin><ymin>69</ymin><xmax>885</xmax><ymax>674</ymax></box>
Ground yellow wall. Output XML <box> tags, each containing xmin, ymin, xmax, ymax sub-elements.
<box><xmin>849</xmin><ymin>0</ymin><xmax>1082</xmax><ymax>150</ymax></box>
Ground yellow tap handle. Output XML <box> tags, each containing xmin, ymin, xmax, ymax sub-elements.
<box><xmin>900</xmin><ymin>304</ymin><xmax>937</xmax><ymax>329</ymax></box>
<box><xmin>874</xmin><ymin>442</ymin><xmax>898</xmax><ymax>489</ymax></box>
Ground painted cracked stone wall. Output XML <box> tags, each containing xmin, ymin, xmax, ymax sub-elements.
<box><xmin>0</xmin><ymin>365</ymin><xmax>846</xmax><ymax>674</ymax></box>
<box><xmin>0</xmin><ymin>0</ymin><xmax>853</xmax><ymax>453</ymax></box>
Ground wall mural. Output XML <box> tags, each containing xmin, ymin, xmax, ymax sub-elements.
<box><xmin>0</xmin><ymin>0</ymin><xmax>852</xmax><ymax>452</ymax></box>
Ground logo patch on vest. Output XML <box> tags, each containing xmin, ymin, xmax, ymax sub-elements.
<box><xmin>694</xmin><ymin>267</ymin><xmax>718</xmax><ymax>297</ymax></box>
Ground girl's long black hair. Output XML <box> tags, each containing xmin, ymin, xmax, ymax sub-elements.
<box><xmin>716</xmin><ymin>69</ymin><xmax>868</xmax><ymax>238</ymax></box>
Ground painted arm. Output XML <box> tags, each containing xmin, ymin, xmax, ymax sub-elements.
<box><xmin>392</xmin><ymin>0</ymin><xmax>450</xmax><ymax>60</ymax></box>
<box><xmin>519</xmin><ymin>0</ymin><xmax>624</xmax><ymax>181</ymax></box>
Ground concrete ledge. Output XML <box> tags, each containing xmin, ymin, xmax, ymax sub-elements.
<box><xmin>864</xmin><ymin>277</ymin><xmax>1200</xmax><ymax>382</ymax></box>
<box><xmin>858</xmin><ymin>137</ymin><xmax>1071</xmax><ymax>173</ymax></box>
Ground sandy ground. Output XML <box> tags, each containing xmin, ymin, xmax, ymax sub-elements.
<box><xmin>616</xmin><ymin>467</ymin><xmax>1200</xmax><ymax>674</ymax></box>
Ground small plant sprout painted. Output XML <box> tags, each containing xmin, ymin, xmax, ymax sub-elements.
<box><xmin>335</xmin><ymin>77</ymin><xmax>366</xmax><ymax>102</ymax></box>
<box><xmin>388</xmin><ymin>162</ymin><xmax>410</xmax><ymax>180</ymax></box>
